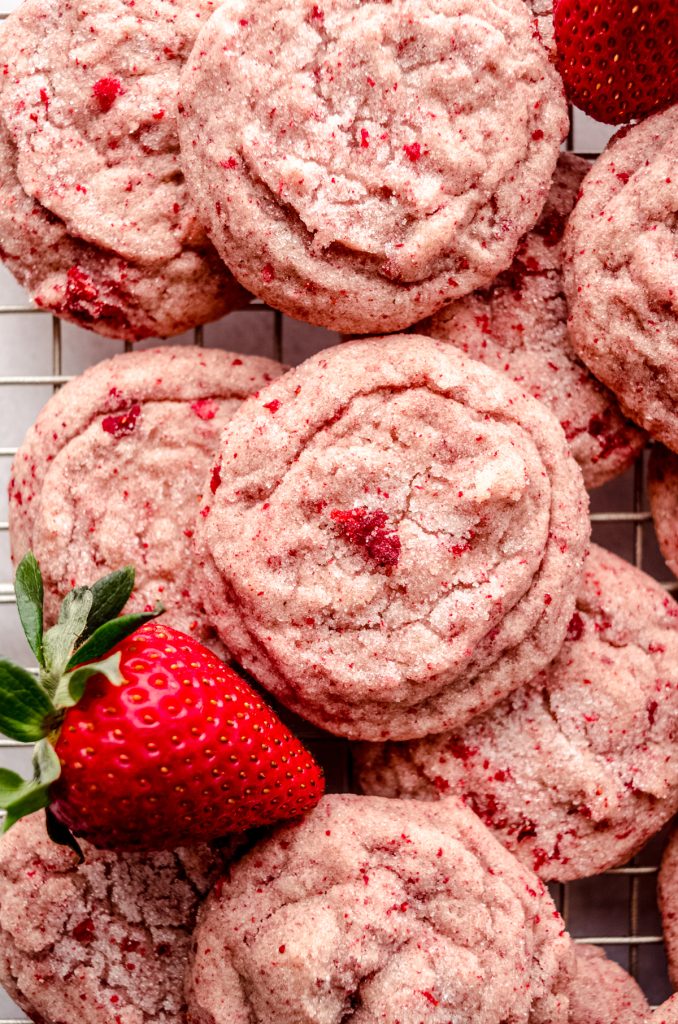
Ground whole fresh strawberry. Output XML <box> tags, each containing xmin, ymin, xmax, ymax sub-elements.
<box><xmin>554</xmin><ymin>0</ymin><xmax>678</xmax><ymax>124</ymax></box>
<box><xmin>0</xmin><ymin>555</ymin><xmax>324</xmax><ymax>852</ymax></box>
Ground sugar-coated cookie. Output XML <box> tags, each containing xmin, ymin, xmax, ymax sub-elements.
<box><xmin>356</xmin><ymin>545</ymin><xmax>678</xmax><ymax>880</ymax></box>
<box><xmin>569</xmin><ymin>946</ymin><xmax>649</xmax><ymax>1024</ymax></box>
<box><xmin>656</xmin><ymin>997</ymin><xmax>678</xmax><ymax>1024</ymax></box>
<box><xmin>658</xmin><ymin>828</ymin><xmax>678</xmax><ymax>989</ymax></box>
<box><xmin>9</xmin><ymin>346</ymin><xmax>284</xmax><ymax>647</ymax></box>
<box><xmin>649</xmin><ymin>446</ymin><xmax>678</xmax><ymax>579</ymax></box>
<box><xmin>0</xmin><ymin>0</ymin><xmax>247</xmax><ymax>342</ymax></box>
<box><xmin>563</xmin><ymin>106</ymin><xmax>678</xmax><ymax>451</ymax></box>
<box><xmin>187</xmin><ymin>794</ymin><xmax>575</xmax><ymax>1024</ymax></box>
<box><xmin>196</xmin><ymin>335</ymin><xmax>589</xmax><ymax>740</ymax></box>
<box><xmin>0</xmin><ymin>812</ymin><xmax>231</xmax><ymax>1024</ymax></box>
<box><xmin>422</xmin><ymin>153</ymin><xmax>645</xmax><ymax>489</ymax></box>
<box><xmin>178</xmin><ymin>0</ymin><xmax>567</xmax><ymax>334</ymax></box>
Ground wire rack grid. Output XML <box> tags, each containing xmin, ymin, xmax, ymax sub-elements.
<box><xmin>0</xmin><ymin>106</ymin><xmax>674</xmax><ymax>1019</ymax></box>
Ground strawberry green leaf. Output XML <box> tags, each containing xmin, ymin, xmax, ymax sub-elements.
<box><xmin>66</xmin><ymin>606</ymin><xmax>163</xmax><ymax>672</ymax></box>
<box><xmin>1</xmin><ymin>739</ymin><xmax>60</xmax><ymax>833</ymax></box>
<box><xmin>14</xmin><ymin>553</ymin><xmax>44</xmax><ymax>668</ymax></box>
<box><xmin>84</xmin><ymin>566</ymin><xmax>135</xmax><ymax>639</ymax></box>
<box><xmin>34</xmin><ymin>737</ymin><xmax>60</xmax><ymax>784</ymax></box>
<box><xmin>0</xmin><ymin>767</ymin><xmax>29</xmax><ymax>805</ymax></box>
<box><xmin>0</xmin><ymin>660</ymin><xmax>54</xmax><ymax>742</ymax></box>
<box><xmin>43</xmin><ymin>587</ymin><xmax>94</xmax><ymax>684</ymax></box>
<box><xmin>45</xmin><ymin>807</ymin><xmax>83</xmax><ymax>862</ymax></box>
<box><xmin>54</xmin><ymin>652</ymin><xmax>123</xmax><ymax>709</ymax></box>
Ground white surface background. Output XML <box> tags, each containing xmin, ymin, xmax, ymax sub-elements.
<box><xmin>0</xmin><ymin>0</ymin><xmax>672</xmax><ymax>1014</ymax></box>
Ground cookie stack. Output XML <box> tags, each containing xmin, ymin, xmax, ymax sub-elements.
<box><xmin>0</xmin><ymin>0</ymin><xmax>676</xmax><ymax>1021</ymax></box>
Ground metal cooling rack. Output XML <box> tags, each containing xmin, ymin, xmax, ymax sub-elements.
<box><xmin>0</xmin><ymin>109</ymin><xmax>674</xmax><ymax>1018</ymax></box>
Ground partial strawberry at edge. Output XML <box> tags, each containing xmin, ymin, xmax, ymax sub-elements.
<box><xmin>553</xmin><ymin>0</ymin><xmax>678</xmax><ymax>125</ymax></box>
<box><xmin>51</xmin><ymin>622</ymin><xmax>324</xmax><ymax>850</ymax></box>
<box><xmin>0</xmin><ymin>555</ymin><xmax>324</xmax><ymax>852</ymax></box>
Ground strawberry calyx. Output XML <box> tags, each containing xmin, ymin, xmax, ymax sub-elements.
<box><xmin>0</xmin><ymin>553</ymin><xmax>162</xmax><ymax>850</ymax></box>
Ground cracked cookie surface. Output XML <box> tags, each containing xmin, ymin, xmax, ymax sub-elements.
<box><xmin>178</xmin><ymin>0</ymin><xmax>567</xmax><ymax>333</ymax></box>
<box><xmin>0</xmin><ymin>0</ymin><xmax>247</xmax><ymax>342</ymax></box>
<box><xmin>187</xmin><ymin>794</ymin><xmax>575</xmax><ymax>1024</ymax></box>
<box><xmin>196</xmin><ymin>334</ymin><xmax>589</xmax><ymax>740</ymax></box>
<box><xmin>563</xmin><ymin>106</ymin><xmax>678</xmax><ymax>451</ymax></box>
<box><xmin>356</xmin><ymin>545</ymin><xmax>678</xmax><ymax>880</ymax></box>
<box><xmin>422</xmin><ymin>153</ymin><xmax>646</xmax><ymax>489</ymax></box>
<box><xmin>0</xmin><ymin>812</ymin><xmax>230</xmax><ymax>1024</ymax></box>
<box><xmin>9</xmin><ymin>346</ymin><xmax>283</xmax><ymax>649</ymax></box>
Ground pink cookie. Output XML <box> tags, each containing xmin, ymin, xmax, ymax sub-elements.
<box><xmin>0</xmin><ymin>0</ymin><xmax>247</xmax><ymax>342</ymax></box>
<box><xmin>563</xmin><ymin>106</ymin><xmax>678</xmax><ymax>451</ymax></box>
<box><xmin>178</xmin><ymin>0</ymin><xmax>567</xmax><ymax>334</ymax></box>
<box><xmin>0</xmin><ymin>812</ymin><xmax>231</xmax><ymax>1024</ymax></box>
<box><xmin>569</xmin><ymin>946</ymin><xmax>649</xmax><ymax>1024</ymax></box>
<box><xmin>9</xmin><ymin>346</ymin><xmax>284</xmax><ymax>647</ymax></box>
<box><xmin>355</xmin><ymin>545</ymin><xmax>678</xmax><ymax>880</ymax></box>
<box><xmin>658</xmin><ymin>828</ymin><xmax>678</xmax><ymax>989</ymax></box>
<box><xmin>187</xmin><ymin>794</ymin><xmax>575</xmax><ymax>1024</ymax></box>
<box><xmin>196</xmin><ymin>335</ymin><xmax>589</xmax><ymax>740</ymax></box>
<box><xmin>656</xmin><ymin>997</ymin><xmax>678</xmax><ymax>1024</ymax></box>
<box><xmin>422</xmin><ymin>153</ymin><xmax>645</xmax><ymax>489</ymax></box>
<box><xmin>649</xmin><ymin>446</ymin><xmax>678</xmax><ymax>579</ymax></box>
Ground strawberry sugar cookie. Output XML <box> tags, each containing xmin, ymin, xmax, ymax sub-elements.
<box><xmin>196</xmin><ymin>335</ymin><xmax>589</xmax><ymax>740</ymax></box>
<box><xmin>178</xmin><ymin>0</ymin><xmax>568</xmax><ymax>334</ymax></box>
<box><xmin>649</xmin><ymin>446</ymin><xmax>678</xmax><ymax>580</ymax></box>
<box><xmin>657</xmin><ymin>998</ymin><xmax>678</xmax><ymax>1024</ymax></box>
<box><xmin>356</xmin><ymin>545</ymin><xmax>678</xmax><ymax>880</ymax></box>
<box><xmin>569</xmin><ymin>946</ymin><xmax>649</xmax><ymax>1024</ymax></box>
<box><xmin>187</xmin><ymin>794</ymin><xmax>575</xmax><ymax>1024</ymax></box>
<box><xmin>0</xmin><ymin>0</ymin><xmax>247</xmax><ymax>342</ymax></box>
<box><xmin>0</xmin><ymin>812</ymin><xmax>231</xmax><ymax>1024</ymax></box>
<box><xmin>563</xmin><ymin>106</ymin><xmax>678</xmax><ymax>451</ymax></box>
<box><xmin>422</xmin><ymin>153</ymin><xmax>645</xmax><ymax>489</ymax></box>
<box><xmin>9</xmin><ymin>346</ymin><xmax>284</xmax><ymax>646</ymax></box>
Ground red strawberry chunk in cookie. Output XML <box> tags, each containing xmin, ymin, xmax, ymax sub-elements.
<box><xmin>101</xmin><ymin>403</ymin><xmax>141</xmax><ymax>438</ymax></box>
<box><xmin>92</xmin><ymin>76</ymin><xmax>123</xmax><ymax>112</ymax></box>
<box><xmin>330</xmin><ymin>506</ymin><xmax>401</xmax><ymax>568</ymax></box>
